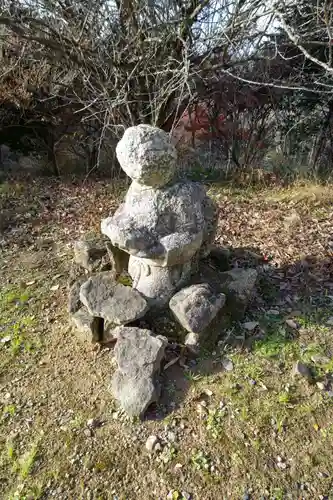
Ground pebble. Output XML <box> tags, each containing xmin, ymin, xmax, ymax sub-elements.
<box><xmin>316</xmin><ymin>381</ymin><xmax>326</xmax><ymax>391</ymax></box>
<box><xmin>204</xmin><ymin>388</ymin><xmax>213</xmax><ymax>397</ymax></box>
<box><xmin>145</xmin><ymin>435</ymin><xmax>160</xmax><ymax>453</ymax></box>
<box><xmin>276</xmin><ymin>456</ymin><xmax>287</xmax><ymax>469</ymax></box>
<box><xmin>326</xmin><ymin>317</ymin><xmax>333</xmax><ymax>326</ymax></box>
<box><xmin>293</xmin><ymin>361</ymin><xmax>312</xmax><ymax>380</ymax></box>
<box><xmin>1</xmin><ymin>336</ymin><xmax>11</xmax><ymax>344</ymax></box>
<box><xmin>167</xmin><ymin>431</ymin><xmax>177</xmax><ymax>443</ymax></box>
<box><xmin>87</xmin><ymin>418</ymin><xmax>99</xmax><ymax>428</ymax></box>
<box><xmin>222</xmin><ymin>357</ymin><xmax>234</xmax><ymax>372</ymax></box>
<box><xmin>286</xmin><ymin>319</ymin><xmax>298</xmax><ymax>330</ymax></box>
<box><xmin>267</xmin><ymin>309</ymin><xmax>279</xmax><ymax>315</ymax></box>
<box><xmin>242</xmin><ymin>321</ymin><xmax>259</xmax><ymax>331</ymax></box>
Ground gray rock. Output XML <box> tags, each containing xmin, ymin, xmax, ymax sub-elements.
<box><xmin>105</xmin><ymin>283</ymin><xmax>149</xmax><ymax>324</ymax></box>
<box><xmin>68</xmin><ymin>278</ymin><xmax>86</xmax><ymax>314</ymax></box>
<box><xmin>103</xmin><ymin>321</ymin><xmax>118</xmax><ymax>342</ymax></box>
<box><xmin>114</xmin><ymin>327</ymin><xmax>167</xmax><ymax>376</ymax></box>
<box><xmin>80</xmin><ymin>273</ymin><xmax>148</xmax><ymax>323</ymax></box>
<box><xmin>145</xmin><ymin>435</ymin><xmax>160</xmax><ymax>452</ymax></box>
<box><xmin>167</xmin><ymin>431</ymin><xmax>177</xmax><ymax>443</ymax></box>
<box><xmin>242</xmin><ymin>321</ymin><xmax>259</xmax><ymax>331</ymax></box>
<box><xmin>111</xmin><ymin>326</ymin><xmax>167</xmax><ymax>417</ymax></box>
<box><xmin>73</xmin><ymin>237</ymin><xmax>109</xmax><ymax>272</ymax></box>
<box><xmin>219</xmin><ymin>268</ymin><xmax>257</xmax><ymax>318</ymax></box>
<box><xmin>169</xmin><ymin>283</ymin><xmax>225</xmax><ymax>333</ymax></box>
<box><xmin>116</xmin><ymin>125</ymin><xmax>177</xmax><ymax>188</ymax></box>
<box><xmin>184</xmin><ymin>332</ymin><xmax>200</xmax><ymax>354</ymax></box>
<box><xmin>222</xmin><ymin>357</ymin><xmax>234</xmax><ymax>372</ymax></box>
<box><xmin>68</xmin><ymin>261</ymin><xmax>88</xmax><ymax>288</ymax></box>
<box><xmin>80</xmin><ymin>272</ymin><xmax>115</xmax><ymax>312</ymax></box>
<box><xmin>293</xmin><ymin>361</ymin><xmax>312</xmax><ymax>381</ymax></box>
<box><xmin>71</xmin><ymin>307</ymin><xmax>101</xmax><ymax>343</ymax></box>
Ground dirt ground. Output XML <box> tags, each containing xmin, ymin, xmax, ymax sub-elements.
<box><xmin>1</xmin><ymin>177</ymin><xmax>333</xmax><ymax>500</ymax></box>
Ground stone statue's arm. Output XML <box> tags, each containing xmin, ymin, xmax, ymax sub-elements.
<box><xmin>101</xmin><ymin>216</ymin><xmax>158</xmax><ymax>255</ymax></box>
<box><xmin>146</xmin><ymin>230</ymin><xmax>203</xmax><ymax>267</ymax></box>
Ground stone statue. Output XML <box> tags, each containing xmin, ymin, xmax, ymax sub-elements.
<box><xmin>101</xmin><ymin>124</ymin><xmax>217</xmax><ymax>307</ymax></box>
<box><xmin>70</xmin><ymin>124</ymin><xmax>258</xmax><ymax>417</ymax></box>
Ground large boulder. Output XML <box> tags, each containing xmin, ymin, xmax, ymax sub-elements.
<box><xmin>169</xmin><ymin>283</ymin><xmax>225</xmax><ymax>333</ymax></box>
<box><xmin>111</xmin><ymin>326</ymin><xmax>167</xmax><ymax>417</ymax></box>
<box><xmin>80</xmin><ymin>273</ymin><xmax>148</xmax><ymax>324</ymax></box>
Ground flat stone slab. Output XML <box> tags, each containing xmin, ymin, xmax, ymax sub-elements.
<box><xmin>111</xmin><ymin>326</ymin><xmax>167</xmax><ymax>417</ymax></box>
<box><xmin>169</xmin><ymin>283</ymin><xmax>225</xmax><ymax>333</ymax></box>
<box><xmin>80</xmin><ymin>273</ymin><xmax>148</xmax><ymax>324</ymax></box>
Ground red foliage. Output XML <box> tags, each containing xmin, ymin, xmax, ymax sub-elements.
<box><xmin>172</xmin><ymin>102</ymin><xmax>267</xmax><ymax>153</ymax></box>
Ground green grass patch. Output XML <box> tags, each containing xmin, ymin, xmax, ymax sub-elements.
<box><xmin>0</xmin><ymin>285</ymin><xmax>39</xmax><ymax>367</ymax></box>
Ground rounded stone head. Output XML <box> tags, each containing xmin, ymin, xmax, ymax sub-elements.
<box><xmin>116</xmin><ymin>124</ymin><xmax>177</xmax><ymax>187</ymax></box>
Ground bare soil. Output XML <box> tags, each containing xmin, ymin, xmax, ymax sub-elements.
<box><xmin>1</xmin><ymin>177</ymin><xmax>333</xmax><ymax>500</ymax></box>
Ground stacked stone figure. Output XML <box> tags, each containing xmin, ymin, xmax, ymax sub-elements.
<box><xmin>101</xmin><ymin>124</ymin><xmax>218</xmax><ymax>308</ymax></box>
<box><xmin>69</xmin><ymin>124</ymin><xmax>258</xmax><ymax>417</ymax></box>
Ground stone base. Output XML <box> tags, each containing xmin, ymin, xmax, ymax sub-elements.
<box><xmin>128</xmin><ymin>256</ymin><xmax>193</xmax><ymax>308</ymax></box>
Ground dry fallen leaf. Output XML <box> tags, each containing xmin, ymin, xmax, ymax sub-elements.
<box><xmin>52</xmin><ymin>274</ymin><xmax>63</xmax><ymax>281</ymax></box>
<box><xmin>163</xmin><ymin>357</ymin><xmax>180</xmax><ymax>370</ymax></box>
<box><xmin>50</xmin><ymin>284</ymin><xmax>60</xmax><ymax>291</ymax></box>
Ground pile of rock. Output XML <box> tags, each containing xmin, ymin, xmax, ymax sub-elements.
<box><xmin>67</xmin><ymin>124</ymin><xmax>259</xmax><ymax>418</ymax></box>
<box><xmin>68</xmin><ymin>237</ymin><xmax>147</xmax><ymax>343</ymax></box>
